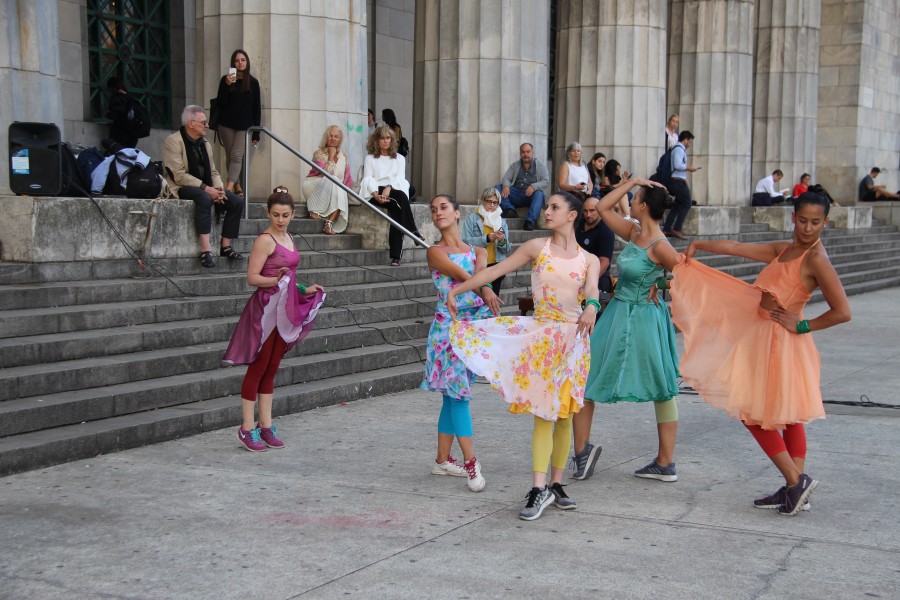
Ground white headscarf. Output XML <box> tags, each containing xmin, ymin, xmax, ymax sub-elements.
<box><xmin>477</xmin><ymin>203</ymin><xmax>503</xmax><ymax>232</ymax></box>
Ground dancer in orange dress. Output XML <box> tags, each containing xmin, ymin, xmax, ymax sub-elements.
<box><xmin>670</xmin><ymin>193</ymin><xmax>851</xmax><ymax>515</ymax></box>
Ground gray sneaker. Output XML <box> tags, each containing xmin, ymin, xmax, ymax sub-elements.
<box><xmin>634</xmin><ymin>459</ymin><xmax>678</xmax><ymax>482</ymax></box>
<box><xmin>570</xmin><ymin>442</ymin><xmax>602</xmax><ymax>480</ymax></box>
<box><xmin>550</xmin><ymin>482</ymin><xmax>577</xmax><ymax>510</ymax></box>
<box><xmin>519</xmin><ymin>486</ymin><xmax>555</xmax><ymax>521</ymax></box>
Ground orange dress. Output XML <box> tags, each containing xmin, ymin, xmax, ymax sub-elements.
<box><xmin>670</xmin><ymin>243</ymin><xmax>824</xmax><ymax>430</ymax></box>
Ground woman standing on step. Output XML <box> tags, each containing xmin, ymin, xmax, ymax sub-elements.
<box><xmin>572</xmin><ymin>180</ymin><xmax>681</xmax><ymax>483</ymax></box>
<box><xmin>670</xmin><ymin>192</ymin><xmax>851</xmax><ymax>515</ymax></box>
<box><xmin>214</xmin><ymin>49</ymin><xmax>261</xmax><ymax>196</ymax></box>
<box><xmin>447</xmin><ymin>191</ymin><xmax>601</xmax><ymax>521</ymax></box>
<box><xmin>223</xmin><ymin>190</ymin><xmax>327</xmax><ymax>452</ymax></box>
<box><xmin>421</xmin><ymin>194</ymin><xmax>501</xmax><ymax>492</ymax></box>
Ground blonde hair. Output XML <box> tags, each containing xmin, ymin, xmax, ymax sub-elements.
<box><xmin>366</xmin><ymin>124</ymin><xmax>398</xmax><ymax>158</ymax></box>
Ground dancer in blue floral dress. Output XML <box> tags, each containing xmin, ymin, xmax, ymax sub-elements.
<box><xmin>421</xmin><ymin>194</ymin><xmax>500</xmax><ymax>492</ymax></box>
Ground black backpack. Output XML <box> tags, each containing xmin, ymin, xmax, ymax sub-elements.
<box><xmin>125</xmin><ymin>161</ymin><xmax>164</xmax><ymax>198</ymax></box>
<box><xmin>650</xmin><ymin>146</ymin><xmax>676</xmax><ymax>185</ymax></box>
<box><xmin>398</xmin><ymin>136</ymin><xmax>409</xmax><ymax>157</ymax></box>
<box><xmin>126</xmin><ymin>97</ymin><xmax>152</xmax><ymax>139</ymax></box>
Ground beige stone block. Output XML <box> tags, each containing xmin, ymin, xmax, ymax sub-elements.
<box><xmin>819</xmin><ymin>43</ymin><xmax>862</xmax><ymax>67</ymax></box>
<box><xmin>57</xmin><ymin>1</ymin><xmax>81</xmax><ymax>44</ymax></box>
<box><xmin>681</xmin><ymin>206</ymin><xmax>742</xmax><ymax>235</ymax></box>
<box><xmin>754</xmin><ymin>206</ymin><xmax>795</xmax><ymax>231</ymax></box>
<box><xmin>828</xmin><ymin>205</ymin><xmax>872</xmax><ymax>229</ymax></box>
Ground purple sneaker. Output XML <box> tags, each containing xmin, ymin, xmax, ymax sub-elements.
<box><xmin>237</xmin><ymin>427</ymin><xmax>267</xmax><ymax>452</ymax></box>
<box><xmin>777</xmin><ymin>473</ymin><xmax>818</xmax><ymax>516</ymax></box>
<box><xmin>257</xmin><ymin>422</ymin><xmax>284</xmax><ymax>449</ymax></box>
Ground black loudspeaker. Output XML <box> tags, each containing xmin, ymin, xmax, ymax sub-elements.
<box><xmin>8</xmin><ymin>122</ymin><xmax>62</xmax><ymax>196</ymax></box>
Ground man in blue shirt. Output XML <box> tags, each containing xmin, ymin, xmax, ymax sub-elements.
<box><xmin>661</xmin><ymin>130</ymin><xmax>699</xmax><ymax>240</ymax></box>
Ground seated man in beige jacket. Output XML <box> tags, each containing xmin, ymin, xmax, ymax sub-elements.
<box><xmin>163</xmin><ymin>104</ymin><xmax>245</xmax><ymax>268</ymax></box>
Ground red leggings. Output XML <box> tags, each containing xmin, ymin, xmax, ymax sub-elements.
<box><xmin>241</xmin><ymin>332</ymin><xmax>288</xmax><ymax>401</ymax></box>
<box><xmin>744</xmin><ymin>422</ymin><xmax>807</xmax><ymax>459</ymax></box>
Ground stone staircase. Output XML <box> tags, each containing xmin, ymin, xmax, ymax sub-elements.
<box><xmin>1</xmin><ymin>205</ymin><xmax>899</xmax><ymax>476</ymax></box>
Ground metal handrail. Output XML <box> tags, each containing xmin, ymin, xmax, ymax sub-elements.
<box><xmin>243</xmin><ymin>126</ymin><xmax>429</xmax><ymax>248</ymax></box>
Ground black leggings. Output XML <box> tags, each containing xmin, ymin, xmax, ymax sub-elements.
<box><xmin>372</xmin><ymin>186</ymin><xmax>419</xmax><ymax>260</ymax></box>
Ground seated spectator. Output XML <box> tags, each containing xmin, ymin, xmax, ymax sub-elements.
<box><xmin>163</xmin><ymin>105</ymin><xmax>246</xmax><ymax>268</ymax></box>
<box><xmin>792</xmin><ymin>173</ymin><xmax>810</xmax><ymax>199</ymax></box>
<box><xmin>301</xmin><ymin>125</ymin><xmax>353</xmax><ymax>235</ymax></box>
<box><xmin>603</xmin><ymin>159</ymin><xmax>633</xmax><ymax>219</ymax></box>
<box><xmin>587</xmin><ymin>152</ymin><xmax>608</xmax><ymax>198</ymax></box>
<box><xmin>753</xmin><ymin>169</ymin><xmax>786</xmax><ymax>206</ymax></box>
<box><xmin>859</xmin><ymin>167</ymin><xmax>899</xmax><ymax>201</ymax></box>
<box><xmin>558</xmin><ymin>141</ymin><xmax>592</xmax><ymax>200</ymax></box>
<box><xmin>359</xmin><ymin>124</ymin><xmax>422</xmax><ymax>266</ymax></box>
<box><xmin>575</xmin><ymin>197</ymin><xmax>615</xmax><ymax>294</ymax></box>
<box><xmin>461</xmin><ymin>187</ymin><xmax>512</xmax><ymax>293</ymax></box>
<box><xmin>496</xmin><ymin>142</ymin><xmax>550</xmax><ymax>231</ymax></box>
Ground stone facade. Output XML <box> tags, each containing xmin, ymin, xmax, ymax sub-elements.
<box><xmin>0</xmin><ymin>0</ymin><xmax>897</xmax><ymax>216</ymax></box>
<box><xmin>554</xmin><ymin>0</ymin><xmax>668</xmax><ymax>182</ymax></box>
<box><xmin>412</xmin><ymin>0</ymin><xmax>550</xmax><ymax>204</ymax></box>
<box><xmin>751</xmin><ymin>0</ymin><xmax>821</xmax><ymax>191</ymax></box>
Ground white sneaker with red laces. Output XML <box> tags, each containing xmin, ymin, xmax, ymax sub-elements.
<box><xmin>464</xmin><ymin>457</ymin><xmax>485</xmax><ymax>492</ymax></box>
<box><xmin>432</xmin><ymin>456</ymin><xmax>466</xmax><ymax>477</ymax></box>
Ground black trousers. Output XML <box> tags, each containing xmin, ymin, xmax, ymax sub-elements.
<box><xmin>178</xmin><ymin>185</ymin><xmax>245</xmax><ymax>239</ymax></box>
<box><xmin>372</xmin><ymin>186</ymin><xmax>418</xmax><ymax>260</ymax></box>
<box><xmin>663</xmin><ymin>178</ymin><xmax>692</xmax><ymax>232</ymax></box>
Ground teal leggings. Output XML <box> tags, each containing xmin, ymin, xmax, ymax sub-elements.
<box><xmin>437</xmin><ymin>395</ymin><xmax>473</xmax><ymax>437</ymax></box>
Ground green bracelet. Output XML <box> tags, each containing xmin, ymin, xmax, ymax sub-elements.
<box><xmin>656</xmin><ymin>276</ymin><xmax>668</xmax><ymax>290</ymax></box>
<box><xmin>796</xmin><ymin>319</ymin><xmax>811</xmax><ymax>334</ymax></box>
<box><xmin>585</xmin><ymin>298</ymin><xmax>601</xmax><ymax>311</ymax></box>
<box><xmin>297</xmin><ymin>284</ymin><xmax>307</xmax><ymax>295</ymax></box>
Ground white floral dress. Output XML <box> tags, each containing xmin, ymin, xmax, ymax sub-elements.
<box><xmin>449</xmin><ymin>239</ymin><xmax>591</xmax><ymax>421</ymax></box>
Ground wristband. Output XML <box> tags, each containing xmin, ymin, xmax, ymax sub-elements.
<box><xmin>585</xmin><ymin>298</ymin><xmax>601</xmax><ymax>311</ymax></box>
<box><xmin>656</xmin><ymin>277</ymin><xmax>668</xmax><ymax>290</ymax></box>
<box><xmin>480</xmin><ymin>284</ymin><xmax>492</xmax><ymax>292</ymax></box>
<box><xmin>297</xmin><ymin>284</ymin><xmax>307</xmax><ymax>295</ymax></box>
<box><xmin>796</xmin><ymin>319</ymin><xmax>811</xmax><ymax>334</ymax></box>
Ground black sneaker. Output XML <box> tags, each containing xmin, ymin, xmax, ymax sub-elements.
<box><xmin>570</xmin><ymin>442</ymin><xmax>602</xmax><ymax>480</ymax></box>
<box><xmin>501</xmin><ymin>209</ymin><xmax>518</xmax><ymax>219</ymax></box>
<box><xmin>754</xmin><ymin>486</ymin><xmax>810</xmax><ymax>511</ymax></box>
<box><xmin>550</xmin><ymin>482</ymin><xmax>576</xmax><ymax>510</ymax></box>
<box><xmin>523</xmin><ymin>221</ymin><xmax>534</xmax><ymax>231</ymax></box>
<box><xmin>777</xmin><ymin>474</ymin><xmax>817</xmax><ymax>516</ymax></box>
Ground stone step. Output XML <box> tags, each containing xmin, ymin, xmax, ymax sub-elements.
<box><xmin>0</xmin><ymin>362</ymin><xmax>424</xmax><ymax>477</ymax></box>
<box><xmin>739</xmin><ymin>222</ymin><xmax>771</xmax><ymax>233</ymax></box>
<box><xmin>0</xmin><ymin>337</ymin><xmax>427</xmax><ymax>435</ymax></box>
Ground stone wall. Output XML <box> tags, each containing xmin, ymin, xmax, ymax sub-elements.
<box><xmin>816</xmin><ymin>0</ymin><xmax>900</xmax><ymax>203</ymax></box>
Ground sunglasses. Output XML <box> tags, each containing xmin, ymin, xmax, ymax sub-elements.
<box><xmin>274</xmin><ymin>187</ymin><xmax>289</xmax><ymax>193</ymax></box>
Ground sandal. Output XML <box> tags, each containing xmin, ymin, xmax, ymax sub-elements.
<box><xmin>389</xmin><ymin>259</ymin><xmax>400</xmax><ymax>267</ymax></box>
<box><xmin>309</xmin><ymin>212</ymin><xmax>321</xmax><ymax>221</ymax></box>
<box><xmin>323</xmin><ymin>220</ymin><xmax>336</xmax><ymax>235</ymax></box>
<box><xmin>199</xmin><ymin>251</ymin><xmax>216</xmax><ymax>268</ymax></box>
<box><xmin>220</xmin><ymin>245</ymin><xmax>243</xmax><ymax>260</ymax></box>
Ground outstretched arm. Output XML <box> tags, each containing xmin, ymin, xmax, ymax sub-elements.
<box><xmin>685</xmin><ymin>239</ymin><xmax>787</xmax><ymax>264</ymax></box>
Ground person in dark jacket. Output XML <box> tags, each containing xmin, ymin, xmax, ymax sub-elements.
<box><xmin>215</xmin><ymin>49</ymin><xmax>262</xmax><ymax>196</ymax></box>
<box><xmin>106</xmin><ymin>77</ymin><xmax>138</xmax><ymax>149</ymax></box>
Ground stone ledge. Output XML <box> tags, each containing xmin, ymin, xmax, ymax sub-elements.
<box><xmin>863</xmin><ymin>201</ymin><xmax>900</xmax><ymax>228</ymax></box>
<box><xmin>0</xmin><ymin>196</ymin><xmax>211</xmax><ymax>263</ymax></box>
<box><xmin>753</xmin><ymin>205</ymin><xmax>872</xmax><ymax>231</ymax></box>
<box><xmin>681</xmin><ymin>206</ymin><xmax>742</xmax><ymax>236</ymax></box>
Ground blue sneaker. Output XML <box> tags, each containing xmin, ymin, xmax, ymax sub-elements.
<box><xmin>634</xmin><ymin>459</ymin><xmax>677</xmax><ymax>482</ymax></box>
<box><xmin>571</xmin><ymin>442</ymin><xmax>602</xmax><ymax>480</ymax></box>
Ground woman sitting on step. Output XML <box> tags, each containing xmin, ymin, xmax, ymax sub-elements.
<box><xmin>301</xmin><ymin>124</ymin><xmax>354</xmax><ymax>235</ymax></box>
<box><xmin>223</xmin><ymin>190</ymin><xmax>327</xmax><ymax>452</ymax></box>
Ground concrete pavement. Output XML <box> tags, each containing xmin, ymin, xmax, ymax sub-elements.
<box><xmin>1</xmin><ymin>287</ymin><xmax>898</xmax><ymax>599</ymax></box>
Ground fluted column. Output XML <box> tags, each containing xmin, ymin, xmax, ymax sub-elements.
<box><xmin>0</xmin><ymin>0</ymin><xmax>64</xmax><ymax>193</ymax></box>
<box><xmin>668</xmin><ymin>0</ymin><xmax>755</xmax><ymax>205</ymax></box>
<box><xmin>554</xmin><ymin>1</ymin><xmax>668</xmax><ymax>182</ymax></box>
<box><xmin>413</xmin><ymin>0</ymin><xmax>550</xmax><ymax>204</ymax></box>
<box><xmin>197</xmin><ymin>3</ymin><xmax>368</xmax><ymax>201</ymax></box>
<box><xmin>752</xmin><ymin>0</ymin><xmax>820</xmax><ymax>188</ymax></box>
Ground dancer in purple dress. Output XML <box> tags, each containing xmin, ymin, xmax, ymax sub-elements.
<box><xmin>224</xmin><ymin>191</ymin><xmax>326</xmax><ymax>451</ymax></box>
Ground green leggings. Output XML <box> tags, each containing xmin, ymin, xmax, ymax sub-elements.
<box><xmin>654</xmin><ymin>399</ymin><xmax>678</xmax><ymax>423</ymax></box>
<box><xmin>532</xmin><ymin>416</ymin><xmax>572</xmax><ymax>472</ymax></box>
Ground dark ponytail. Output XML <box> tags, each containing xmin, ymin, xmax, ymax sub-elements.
<box><xmin>641</xmin><ymin>186</ymin><xmax>675</xmax><ymax>220</ymax></box>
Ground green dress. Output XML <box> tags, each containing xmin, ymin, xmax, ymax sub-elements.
<box><xmin>584</xmin><ymin>238</ymin><xmax>680</xmax><ymax>403</ymax></box>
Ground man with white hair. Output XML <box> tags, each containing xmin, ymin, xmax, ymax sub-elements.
<box><xmin>163</xmin><ymin>105</ymin><xmax>246</xmax><ymax>268</ymax></box>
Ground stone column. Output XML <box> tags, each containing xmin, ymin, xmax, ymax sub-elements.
<box><xmin>667</xmin><ymin>0</ymin><xmax>755</xmax><ymax>205</ymax></box>
<box><xmin>752</xmin><ymin>0</ymin><xmax>821</xmax><ymax>189</ymax></box>
<box><xmin>196</xmin><ymin>3</ymin><xmax>368</xmax><ymax>202</ymax></box>
<box><xmin>554</xmin><ymin>0</ymin><xmax>668</xmax><ymax>183</ymax></box>
<box><xmin>413</xmin><ymin>0</ymin><xmax>550</xmax><ymax>203</ymax></box>
<box><xmin>0</xmin><ymin>0</ymin><xmax>64</xmax><ymax>193</ymax></box>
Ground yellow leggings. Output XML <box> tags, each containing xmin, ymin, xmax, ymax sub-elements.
<box><xmin>532</xmin><ymin>416</ymin><xmax>572</xmax><ymax>472</ymax></box>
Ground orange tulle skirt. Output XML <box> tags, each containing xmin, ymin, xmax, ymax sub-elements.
<box><xmin>670</xmin><ymin>259</ymin><xmax>825</xmax><ymax>430</ymax></box>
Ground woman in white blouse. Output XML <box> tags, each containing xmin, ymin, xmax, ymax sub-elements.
<box><xmin>557</xmin><ymin>141</ymin><xmax>592</xmax><ymax>201</ymax></box>
<box><xmin>359</xmin><ymin>125</ymin><xmax>422</xmax><ymax>266</ymax></box>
